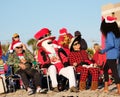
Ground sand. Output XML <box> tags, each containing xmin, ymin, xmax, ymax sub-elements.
<box><xmin>0</xmin><ymin>83</ymin><xmax>120</xmax><ymax>97</ymax></box>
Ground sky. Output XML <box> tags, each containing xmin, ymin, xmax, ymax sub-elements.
<box><xmin>0</xmin><ymin>0</ymin><xmax>120</xmax><ymax>48</ymax></box>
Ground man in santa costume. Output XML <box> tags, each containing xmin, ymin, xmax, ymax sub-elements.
<box><xmin>34</xmin><ymin>28</ymin><xmax>78</xmax><ymax>92</ymax></box>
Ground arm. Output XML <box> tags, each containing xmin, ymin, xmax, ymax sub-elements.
<box><xmin>100</xmin><ymin>32</ymin><xmax>114</xmax><ymax>54</ymax></box>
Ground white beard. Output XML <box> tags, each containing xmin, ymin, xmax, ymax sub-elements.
<box><xmin>41</xmin><ymin>39</ymin><xmax>56</xmax><ymax>54</ymax></box>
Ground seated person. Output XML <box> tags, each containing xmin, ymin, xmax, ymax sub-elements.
<box><xmin>68</xmin><ymin>36</ymin><xmax>99</xmax><ymax>90</ymax></box>
<box><xmin>34</xmin><ymin>28</ymin><xmax>78</xmax><ymax>92</ymax></box>
<box><xmin>6</xmin><ymin>41</ymin><xmax>45</xmax><ymax>95</ymax></box>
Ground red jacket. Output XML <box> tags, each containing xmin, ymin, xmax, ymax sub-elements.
<box><xmin>69</xmin><ymin>50</ymin><xmax>92</xmax><ymax>66</ymax></box>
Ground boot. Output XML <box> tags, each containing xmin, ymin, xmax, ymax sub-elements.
<box><xmin>104</xmin><ymin>82</ymin><xmax>109</xmax><ymax>93</ymax></box>
<box><xmin>79</xmin><ymin>81</ymin><xmax>86</xmax><ymax>91</ymax></box>
<box><xmin>91</xmin><ymin>81</ymin><xmax>98</xmax><ymax>90</ymax></box>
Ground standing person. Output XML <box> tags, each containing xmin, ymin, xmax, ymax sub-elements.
<box><xmin>68</xmin><ymin>36</ymin><xmax>99</xmax><ymax>91</ymax></box>
<box><xmin>100</xmin><ymin>16</ymin><xmax>120</xmax><ymax>94</ymax></box>
<box><xmin>6</xmin><ymin>41</ymin><xmax>45</xmax><ymax>95</ymax></box>
<box><xmin>74</xmin><ymin>31</ymin><xmax>88</xmax><ymax>50</ymax></box>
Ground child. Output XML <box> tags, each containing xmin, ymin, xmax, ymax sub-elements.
<box><xmin>8</xmin><ymin>33</ymin><xmax>21</xmax><ymax>53</ymax></box>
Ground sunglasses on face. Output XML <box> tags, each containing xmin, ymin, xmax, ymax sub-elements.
<box><xmin>73</xmin><ymin>42</ymin><xmax>79</xmax><ymax>46</ymax></box>
<box><xmin>16</xmin><ymin>46</ymin><xmax>23</xmax><ymax>49</ymax></box>
<box><xmin>14</xmin><ymin>36</ymin><xmax>19</xmax><ymax>38</ymax></box>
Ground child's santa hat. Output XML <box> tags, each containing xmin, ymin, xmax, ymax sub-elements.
<box><xmin>13</xmin><ymin>41</ymin><xmax>22</xmax><ymax>49</ymax></box>
<box><xmin>105</xmin><ymin>16</ymin><xmax>117</xmax><ymax>23</ymax></box>
<box><xmin>34</xmin><ymin>28</ymin><xmax>55</xmax><ymax>47</ymax></box>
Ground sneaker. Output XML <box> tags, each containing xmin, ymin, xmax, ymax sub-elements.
<box><xmin>36</xmin><ymin>88</ymin><xmax>47</xmax><ymax>94</ymax></box>
<box><xmin>27</xmin><ymin>88</ymin><xmax>33</xmax><ymax>95</ymax></box>
<box><xmin>53</xmin><ymin>87</ymin><xmax>59</xmax><ymax>92</ymax></box>
<box><xmin>70</xmin><ymin>86</ymin><xmax>79</xmax><ymax>92</ymax></box>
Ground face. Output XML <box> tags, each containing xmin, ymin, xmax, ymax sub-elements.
<box><xmin>73</xmin><ymin>41</ymin><xmax>80</xmax><ymax>51</ymax></box>
<box><xmin>13</xmin><ymin>36</ymin><xmax>20</xmax><ymax>41</ymax></box>
<box><xmin>14</xmin><ymin>45</ymin><xmax>23</xmax><ymax>54</ymax></box>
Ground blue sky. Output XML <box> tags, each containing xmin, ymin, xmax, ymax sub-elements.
<box><xmin>0</xmin><ymin>0</ymin><xmax>120</xmax><ymax>48</ymax></box>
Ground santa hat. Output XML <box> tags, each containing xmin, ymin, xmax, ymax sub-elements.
<box><xmin>34</xmin><ymin>28</ymin><xmax>55</xmax><ymax>47</ymax></box>
<box><xmin>13</xmin><ymin>41</ymin><xmax>22</xmax><ymax>49</ymax></box>
<box><xmin>59</xmin><ymin>28</ymin><xmax>68</xmax><ymax>35</ymax></box>
<box><xmin>105</xmin><ymin>16</ymin><xmax>117</xmax><ymax>23</ymax></box>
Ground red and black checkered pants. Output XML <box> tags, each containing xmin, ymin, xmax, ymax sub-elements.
<box><xmin>76</xmin><ymin>66</ymin><xmax>99</xmax><ymax>82</ymax></box>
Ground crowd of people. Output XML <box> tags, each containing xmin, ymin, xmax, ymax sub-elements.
<box><xmin>0</xmin><ymin>15</ymin><xmax>120</xmax><ymax>96</ymax></box>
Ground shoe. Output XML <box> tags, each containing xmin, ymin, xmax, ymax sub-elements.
<box><xmin>53</xmin><ymin>87</ymin><xmax>59</xmax><ymax>92</ymax></box>
<box><xmin>70</xmin><ymin>86</ymin><xmax>79</xmax><ymax>92</ymax></box>
<box><xmin>36</xmin><ymin>88</ymin><xmax>47</xmax><ymax>94</ymax></box>
<box><xmin>27</xmin><ymin>88</ymin><xmax>33</xmax><ymax>95</ymax></box>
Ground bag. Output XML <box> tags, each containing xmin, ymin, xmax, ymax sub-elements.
<box><xmin>6</xmin><ymin>75</ymin><xmax>20</xmax><ymax>93</ymax></box>
<box><xmin>57</xmin><ymin>75</ymin><xmax>69</xmax><ymax>91</ymax></box>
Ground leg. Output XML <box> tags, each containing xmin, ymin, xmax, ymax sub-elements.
<box><xmin>89</xmin><ymin>68</ymin><xmax>99</xmax><ymax>90</ymax></box>
<box><xmin>48</xmin><ymin>65</ymin><xmax>58</xmax><ymax>88</ymax></box>
<box><xmin>59</xmin><ymin>66</ymin><xmax>78</xmax><ymax>92</ymax></box>
<box><xmin>109</xmin><ymin>59</ymin><xmax>120</xmax><ymax>94</ymax></box>
<box><xmin>76</xmin><ymin>66</ymin><xmax>88</xmax><ymax>90</ymax></box>
<box><xmin>16</xmin><ymin>69</ymin><xmax>29</xmax><ymax>88</ymax></box>
<box><xmin>103</xmin><ymin>60</ymin><xmax>109</xmax><ymax>92</ymax></box>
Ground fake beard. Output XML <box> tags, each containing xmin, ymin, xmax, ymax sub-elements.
<box><xmin>41</xmin><ymin>39</ymin><xmax>57</xmax><ymax>54</ymax></box>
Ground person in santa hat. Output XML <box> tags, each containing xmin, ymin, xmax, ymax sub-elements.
<box><xmin>34</xmin><ymin>28</ymin><xmax>78</xmax><ymax>92</ymax></box>
<box><xmin>8</xmin><ymin>33</ymin><xmax>21</xmax><ymax>53</ymax></box>
<box><xmin>57</xmin><ymin>28</ymin><xmax>73</xmax><ymax>55</ymax></box>
<box><xmin>99</xmin><ymin>16</ymin><xmax>120</xmax><ymax>94</ymax></box>
<box><xmin>7</xmin><ymin>41</ymin><xmax>46</xmax><ymax>95</ymax></box>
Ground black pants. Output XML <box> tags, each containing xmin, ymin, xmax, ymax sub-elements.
<box><xmin>16</xmin><ymin>68</ymin><xmax>42</xmax><ymax>88</ymax></box>
<box><xmin>103</xmin><ymin>59</ymin><xmax>120</xmax><ymax>84</ymax></box>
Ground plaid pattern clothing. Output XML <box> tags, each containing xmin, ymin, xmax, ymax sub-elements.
<box><xmin>69</xmin><ymin>50</ymin><xmax>92</xmax><ymax>66</ymax></box>
<box><xmin>69</xmin><ymin>50</ymin><xmax>99</xmax><ymax>82</ymax></box>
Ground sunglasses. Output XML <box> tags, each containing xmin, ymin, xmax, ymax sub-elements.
<box><xmin>73</xmin><ymin>42</ymin><xmax>79</xmax><ymax>46</ymax></box>
<box><xmin>16</xmin><ymin>46</ymin><xmax>23</xmax><ymax>49</ymax></box>
<box><xmin>14</xmin><ymin>36</ymin><xmax>19</xmax><ymax>38</ymax></box>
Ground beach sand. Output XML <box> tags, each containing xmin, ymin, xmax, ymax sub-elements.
<box><xmin>0</xmin><ymin>83</ymin><xmax>120</xmax><ymax>97</ymax></box>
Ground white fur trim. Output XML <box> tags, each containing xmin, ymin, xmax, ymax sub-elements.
<box><xmin>105</xmin><ymin>17</ymin><xmax>116</xmax><ymax>23</ymax></box>
<box><xmin>60</xmin><ymin>32</ymin><xmax>66</xmax><ymax>35</ymax></box>
<box><xmin>13</xmin><ymin>42</ymin><xmax>22</xmax><ymax>49</ymax></box>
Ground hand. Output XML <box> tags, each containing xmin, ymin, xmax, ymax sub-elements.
<box><xmin>73</xmin><ymin>62</ymin><xmax>78</xmax><ymax>67</ymax></box>
<box><xmin>19</xmin><ymin>63</ymin><xmax>26</xmax><ymax>70</ymax></box>
<box><xmin>22</xmin><ymin>44</ymin><xmax>27</xmax><ymax>50</ymax></box>
<box><xmin>20</xmin><ymin>58</ymin><xmax>27</xmax><ymax>64</ymax></box>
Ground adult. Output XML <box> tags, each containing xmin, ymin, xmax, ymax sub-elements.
<box><xmin>100</xmin><ymin>16</ymin><xmax>120</xmax><ymax>94</ymax></box>
<box><xmin>68</xmin><ymin>36</ymin><xmax>99</xmax><ymax>90</ymax></box>
<box><xmin>7</xmin><ymin>41</ymin><xmax>45</xmax><ymax>95</ymax></box>
<box><xmin>57</xmin><ymin>28</ymin><xmax>73</xmax><ymax>54</ymax></box>
<box><xmin>74</xmin><ymin>31</ymin><xmax>88</xmax><ymax>50</ymax></box>
<box><xmin>34</xmin><ymin>28</ymin><xmax>78</xmax><ymax>92</ymax></box>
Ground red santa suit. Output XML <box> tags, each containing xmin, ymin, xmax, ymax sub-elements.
<box><xmin>34</xmin><ymin>28</ymin><xmax>77</xmax><ymax>89</ymax></box>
